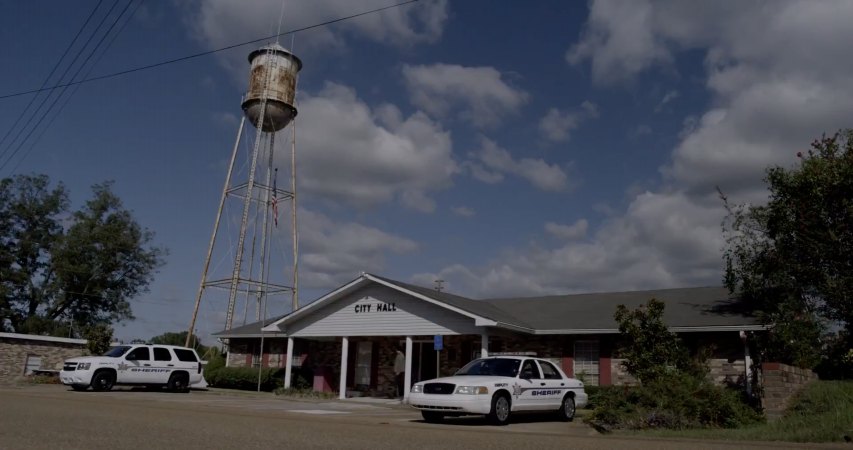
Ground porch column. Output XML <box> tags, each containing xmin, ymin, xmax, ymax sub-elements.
<box><xmin>284</xmin><ymin>337</ymin><xmax>294</xmax><ymax>389</ymax></box>
<box><xmin>742</xmin><ymin>331</ymin><xmax>752</xmax><ymax>395</ymax></box>
<box><xmin>404</xmin><ymin>336</ymin><xmax>413</xmax><ymax>402</ymax></box>
<box><xmin>481</xmin><ymin>332</ymin><xmax>489</xmax><ymax>358</ymax></box>
<box><xmin>339</xmin><ymin>336</ymin><xmax>349</xmax><ymax>399</ymax></box>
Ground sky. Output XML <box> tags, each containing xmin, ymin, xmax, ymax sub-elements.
<box><xmin>2</xmin><ymin>0</ymin><xmax>852</xmax><ymax>344</ymax></box>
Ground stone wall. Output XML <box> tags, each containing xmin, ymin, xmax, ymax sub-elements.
<box><xmin>0</xmin><ymin>338</ymin><xmax>85</xmax><ymax>384</ymax></box>
<box><xmin>761</xmin><ymin>362</ymin><xmax>818</xmax><ymax>420</ymax></box>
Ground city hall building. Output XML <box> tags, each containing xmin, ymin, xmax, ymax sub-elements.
<box><xmin>214</xmin><ymin>273</ymin><xmax>762</xmax><ymax>400</ymax></box>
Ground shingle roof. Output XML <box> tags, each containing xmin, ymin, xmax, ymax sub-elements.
<box><xmin>483</xmin><ymin>286</ymin><xmax>757</xmax><ymax>331</ymax></box>
<box><xmin>212</xmin><ymin>275</ymin><xmax>759</xmax><ymax>337</ymax></box>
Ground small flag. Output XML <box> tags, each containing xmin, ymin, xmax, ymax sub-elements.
<box><xmin>272</xmin><ymin>168</ymin><xmax>278</xmax><ymax>227</ymax></box>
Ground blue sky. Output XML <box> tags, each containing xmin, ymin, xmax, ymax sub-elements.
<box><xmin>2</xmin><ymin>0</ymin><xmax>852</xmax><ymax>343</ymax></box>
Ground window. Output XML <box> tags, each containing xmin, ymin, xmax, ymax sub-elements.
<box><xmin>455</xmin><ymin>358</ymin><xmax>520</xmax><ymax>377</ymax></box>
<box><xmin>573</xmin><ymin>340</ymin><xmax>600</xmax><ymax>386</ymax></box>
<box><xmin>24</xmin><ymin>355</ymin><xmax>42</xmax><ymax>375</ymax></box>
<box><xmin>538</xmin><ymin>361</ymin><xmax>562</xmax><ymax>380</ymax></box>
<box><xmin>153</xmin><ymin>347</ymin><xmax>172</xmax><ymax>361</ymax></box>
<box><xmin>354</xmin><ymin>341</ymin><xmax>372</xmax><ymax>387</ymax></box>
<box><xmin>173</xmin><ymin>349</ymin><xmax>198</xmax><ymax>362</ymax></box>
<box><xmin>520</xmin><ymin>359</ymin><xmax>542</xmax><ymax>379</ymax></box>
<box><xmin>126</xmin><ymin>347</ymin><xmax>150</xmax><ymax>361</ymax></box>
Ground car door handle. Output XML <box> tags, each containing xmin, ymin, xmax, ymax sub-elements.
<box><xmin>540</xmin><ymin>382</ymin><xmax>546</xmax><ymax>386</ymax></box>
<box><xmin>167</xmin><ymin>364</ymin><xmax>174</xmax><ymax>367</ymax></box>
<box><xmin>560</xmin><ymin>383</ymin><xmax>565</xmax><ymax>386</ymax></box>
<box><xmin>143</xmin><ymin>364</ymin><xmax>151</xmax><ymax>367</ymax></box>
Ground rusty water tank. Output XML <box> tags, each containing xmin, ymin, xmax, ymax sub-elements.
<box><xmin>241</xmin><ymin>43</ymin><xmax>302</xmax><ymax>132</ymax></box>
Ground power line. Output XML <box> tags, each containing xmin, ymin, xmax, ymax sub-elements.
<box><xmin>0</xmin><ymin>0</ymin><xmax>135</xmax><ymax>174</ymax></box>
<box><xmin>8</xmin><ymin>0</ymin><xmax>143</xmax><ymax>175</ymax></box>
<box><xmin>0</xmin><ymin>0</ymin><xmax>420</xmax><ymax>101</ymax></box>
<box><xmin>0</xmin><ymin>0</ymin><xmax>105</xmax><ymax>151</ymax></box>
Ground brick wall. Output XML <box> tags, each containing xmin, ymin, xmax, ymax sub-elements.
<box><xmin>0</xmin><ymin>338</ymin><xmax>85</xmax><ymax>385</ymax></box>
<box><xmin>760</xmin><ymin>362</ymin><xmax>818</xmax><ymax>420</ymax></box>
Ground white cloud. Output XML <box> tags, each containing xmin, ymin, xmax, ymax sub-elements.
<box><xmin>538</xmin><ymin>101</ymin><xmax>599</xmax><ymax>142</ymax></box>
<box><xmin>298</xmin><ymin>209</ymin><xmax>419</xmax><ymax>289</ymax></box>
<box><xmin>402</xmin><ymin>63</ymin><xmax>529</xmax><ymax>128</ymax></box>
<box><xmin>544</xmin><ymin>219</ymin><xmax>588</xmax><ymax>240</ymax></box>
<box><xmin>425</xmin><ymin>1</ymin><xmax>853</xmax><ymax>297</ymax></box>
<box><xmin>451</xmin><ymin>206</ymin><xmax>475</xmax><ymax>218</ymax></box>
<box><xmin>187</xmin><ymin>0</ymin><xmax>447</xmax><ymax>51</ymax></box>
<box><xmin>469</xmin><ymin>137</ymin><xmax>571</xmax><ymax>192</ymax></box>
<box><xmin>655</xmin><ymin>90</ymin><xmax>679</xmax><ymax>112</ymax></box>
<box><xmin>284</xmin><ymin>82</ymin><xmax>457</xmax><ymax>211</ymax></box>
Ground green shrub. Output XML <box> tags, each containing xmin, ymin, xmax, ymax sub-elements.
<box><xmin>274</xmin><ymin>387</ymin><xmax>337</xmax><ymax>399</ymax></box>
<box><xmin>205</xmin><ymin>366</ymin><xmax>284</xmax><ymax>391</ymax></box>
<box><xmin>27</xmin><ymin>374</ymin><xmax>61</xmax><ymax>385</ymax></box>
<box><xmin>586</xmin><ymin>372</ymin><xmax>763</xmax><ymax>431</ymax></box>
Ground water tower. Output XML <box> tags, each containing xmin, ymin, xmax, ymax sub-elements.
<box><xmin>186</xmin><ymin>43</ymin><xmax>302</xmax><ymax>345</ymax></box>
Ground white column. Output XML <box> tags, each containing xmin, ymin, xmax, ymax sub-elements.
<box><xmin>744</xmin><ymin>339</ymin><xmax>752</xmax><ymax>395</ymax></box>
<box><xmin>283</xmin><ymin>337</ymin><xmax>294</xmax><ymax>389</ymax></box>
<box><xmin>481</xmin><ymin>332</ymin><xmax>489</xmax><ymax>358</ymax></box>
<box><xmin>339</xmin><ymin>336</ymin><xmax>349</xmax><ymax>400</ymax></box>
<box><xmin>403</xmin><ymin>336</ymin><xmax>413</xmax><ymax>402</ymax></box>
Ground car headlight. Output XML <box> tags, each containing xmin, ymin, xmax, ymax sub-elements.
<box><xmin>77</xmin><ymin>363</ymin><xmax>91</xmax><ymax>370</ymax></box>
<box><xmin>455</xmin><ymin>386</ymin><xmax>488</xmax><ymax>395</ymax></box>
<box><xmin>411</xmin><ymin>384</ymin><xmax>423</xmax><ymax>393</ymax></box>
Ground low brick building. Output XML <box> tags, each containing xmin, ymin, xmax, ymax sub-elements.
<box><xmin>214</xmin><ymin>273</ymin><xmax>763</xmax><ymax>400</ymax></box>
<box><xmin>0</xmin><ymin>333</ymin><xmax>86</xmax><ymax>384</ymax></box>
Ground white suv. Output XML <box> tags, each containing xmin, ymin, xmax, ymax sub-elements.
<box><xmin>60</xmin><ymin>344</ymin><xmax>206</xmax><ymax>392</ymax></box>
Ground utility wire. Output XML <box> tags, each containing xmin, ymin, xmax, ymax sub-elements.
<box><xmin>0</xmin><ymin>0</ymin><xmax>420</xmax><ymax>101</ymax></box>
<box><xmin>8</xmin><ymin>0</ymin><xmax>142</xmax><ymax>175</ymax></box>
<box><xmin>0</xmin><ymin>0</ymin><xmax>105</xmax><ymax>152</ymax></box>
<box><xmin>0</xmin><ymin>0</ymin><xmax>136</xmax><ymax>174</ymax></box>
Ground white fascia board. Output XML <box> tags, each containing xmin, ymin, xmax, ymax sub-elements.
<box><xmin>366</xmin><ymin>274</ymin><xmax>491</xmax><ymax>324</ymax></box>
<box><xmin>532</xmin><ymin>324</ymin><xmax>767</xmax><ymax>335</ymax></box>
<box><xmin>0</xmin><ymin>332</ymin><xmax>87</xmax><ymax>345</ymax></box>
<box><xmin>215</xmin><ymin>333</ymin><xmax>288</xmax><ymax>339</ymax></box>
<box><xmin>261</xmin><ymin>275</ymin><xmax>371</xmax><ymax>332</ymax></box>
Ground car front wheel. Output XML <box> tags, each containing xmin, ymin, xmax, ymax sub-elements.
<box><xmin>90</xmin><ymin>371</ymin><xmax>115</xmax><ymax>392</ymax></box>
<box><xmin>557</xmin><ymin>395</ymin><xmax>576</xmax><ymax>422</ymax></box>
<box><xmin>487</xmin><ymin>393</ymin><xmax>511</xmax><ymax>426</ymax></box>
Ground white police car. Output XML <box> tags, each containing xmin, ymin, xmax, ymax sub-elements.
<box><xmin>408</xmin><ymin>356</ymin><xmax>587</xmax><ymax>425</ymax></box>
<box><xmin>60</xmin><ymin>344</ymin><xmax>206</xmax><ymax>392</ymax></box>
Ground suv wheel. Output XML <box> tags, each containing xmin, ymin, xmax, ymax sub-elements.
<box><xmin>91</xmin><ymin>371</ymin><xmax>115</xmax><ymax>392</ymax></box>
<box><xmin>168</xmin><ymin>372</ymin><xmax>189</xmax><ymax>393</ymax></box>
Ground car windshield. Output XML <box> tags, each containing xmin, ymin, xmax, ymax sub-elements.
<box><xmin>102</xmin><ymin>346</ymin><xmax>131</xmax><ymax>357</ymax></box>
<box><xmin>455</xmin><ymin>358</ymin><xmax>521</xmax><ymax>377</ymax></box>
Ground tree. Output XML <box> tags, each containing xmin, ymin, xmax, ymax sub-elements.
<box><xmin>723</xmin><ymin>130</ymin><xmax>853</xmax><ymax>368</ymax></box>
<box><xmin>614</xmin><ymin>298</ymin><xmax>693</xmax><ymax>383</ymax></box>
<box><xmin>84</xmin><ymin>323</ymin><xmax>114</xmax><ymax>355</ymax></box>
<box><xmin>0</xmin><ymin>174</ymin><xmax>166</xmax><ymax>336</ymax></box>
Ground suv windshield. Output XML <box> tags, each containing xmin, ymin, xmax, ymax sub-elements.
<box><xmin>102</xmin><ymin>346</ymin><xmax>131</xmax><ymax>357</ymax></box>
<box><xmin>455</xmin><ymin>358</ymin><xmax>521</xmax><ymax>377</ymax></box>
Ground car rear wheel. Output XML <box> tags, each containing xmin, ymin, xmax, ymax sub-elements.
<box><xmin>557</xmin><ymin>394</ymin><xmax>576</xmax><ymax>422</ymax></box>
<box><xmin>90</xmin><ymin>371</ymin><xmax>115</xmax><ymax>392</ymax></box>
<box><xmin>168</xmin><ymin>372</ymin><xmax>189</xmax><ymax>393</ymax></box>
<box><xmin>487</xmin><ymin>393</ymin><xmax>511</xmax><ymax>426</ymax></box>
<box><xmin>421</xmin><ymin>411</ymin><xmax>444</xmax><ymax>423</ymax></box>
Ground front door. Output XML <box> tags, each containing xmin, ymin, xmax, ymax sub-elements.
<box><xmin>411</xmin><ymin>341</ymin><xmax>438</xmax><ymax>383</ymax></box>
<box><xmin>513</xmin><ymin>359</ymin><xmax>544</xmax><ymax>409</ymax></box>
<box><xmin>354</xmin><ymin>341</ymin><xmax>372</xmax><ymax>388</ymax></box>
<box><xmin>120</xmin><ymin>347</ymin><xmax>151</xmax><ymax>383</ymax></box>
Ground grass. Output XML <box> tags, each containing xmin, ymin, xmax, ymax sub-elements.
<box><xmin>637</xmin><ymin>381</ymin><xmax>853</xmax><ymax>443</ymax></box>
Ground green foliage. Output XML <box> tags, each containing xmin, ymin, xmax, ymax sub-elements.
<box><xmin>204</xmin><ymin>366</ymin><xmax>284</xmax><ymax>392</ymax></box>
<box><xmin>0</xmin><ymin>175</ymin><xmax>166</xmax><ymax>336</ymax></box>
<box><xmin>83</xmin><ymin>323</ymin><xmax>113</xmax><ymax>355</ymax></box>
<box><xmin>586</xmin><ymin>372</ymin><xmax>763</xmax><ymax>431</ymax></box>
<box><xmin>149</xmin><ymin>331</ymin><xmax>209</xmax><ymax>355</ymax></box>
<box><xmin>723</xmin><ymin>130</ymin><xmax>853</xmax><ymax>368</ymax></box>
<box><xmin>275</xmin><ymin>387</ymin><xmax>336</xmax><ymax>399</ymax></box>
<box><xmin>640</xmin><ymin>381</ymin><xmax>853</xmax><ymax>443</ymax></box>
<box><xmin>614</xmin><ymin>298</ymin><xmax>693</xmax><ymax>383</ymax></box>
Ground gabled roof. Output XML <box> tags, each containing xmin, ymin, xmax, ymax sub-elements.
<box><xmin>212</xmin><ymin>313</ymin><xmax>289</xmax><ymax>338</ymax></box>
<box><xmin>213</xmin><ymin>273</ymin><xmax>762</xmax><ymax>338</ymax></box>
<box><xmin>0</xmin><ymin>332</ymin><xmax>87</xmax><ymax>345</ymax></box>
